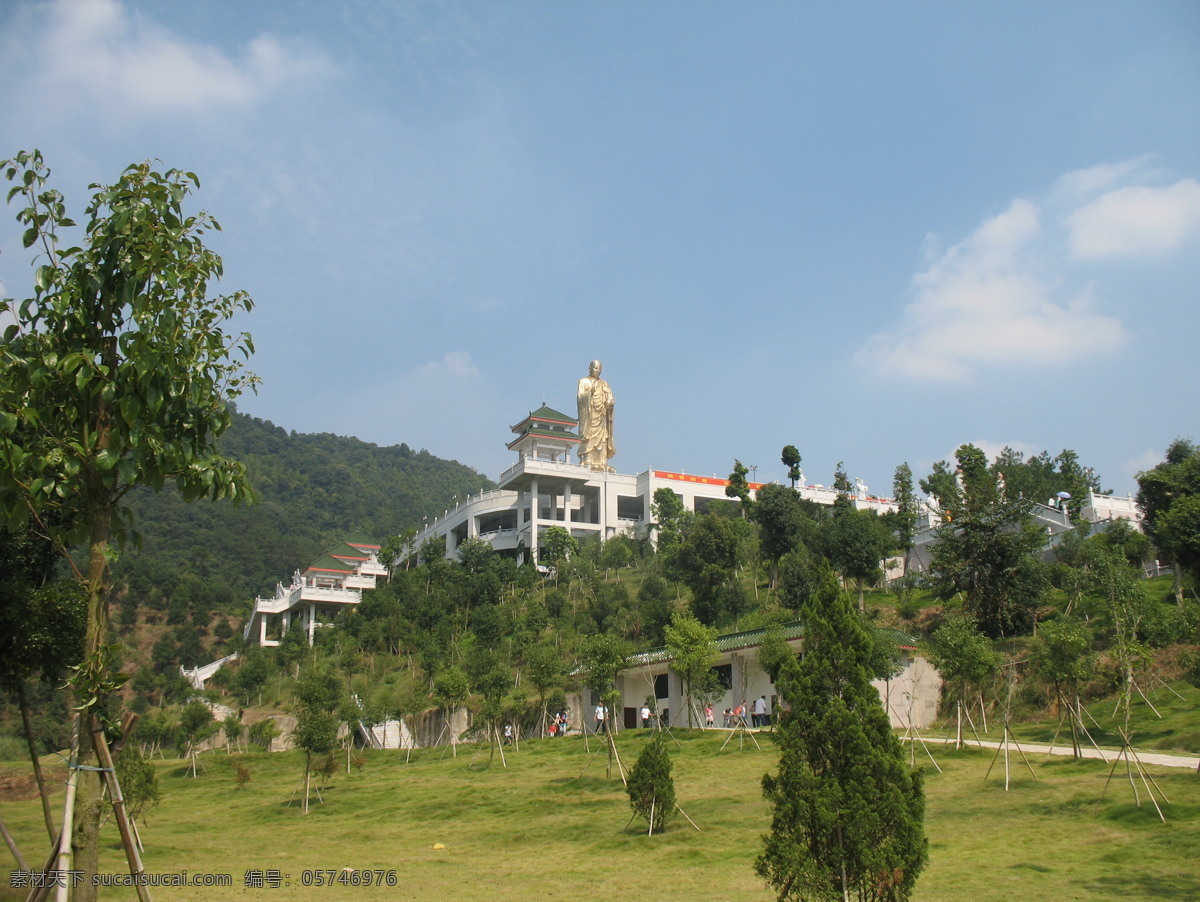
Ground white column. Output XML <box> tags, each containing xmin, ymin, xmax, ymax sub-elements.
<box><xmin>530</xmin><ymin>477</ymin><xmax>540</xmax><ymax>563</ymax></box>
<box><xmin>564</xmin><ymin>482</ymin><xmax>573</xmax><ymax>529</ymax></box>
<box><xmin>308</xmin><ymin>603</ymin><xmax>316</xmax><ymax>644</ymax></box>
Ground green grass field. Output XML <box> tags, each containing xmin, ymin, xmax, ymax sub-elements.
<box><xmin>3</xmin><ymin>722</ymin><xmax>1198</xmax><ymax>902</ymax></box>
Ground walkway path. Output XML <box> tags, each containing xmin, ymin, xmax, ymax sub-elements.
<box><xmin>905</xmin><ymin>736</ymin><xmax>1199</xmax><ymax>770</ymax></box>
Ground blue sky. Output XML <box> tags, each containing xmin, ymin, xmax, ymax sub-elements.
<box><xmin>1</xmin><ymin>0</ymin><xmax>1197</xmax><ymax>500</ymax></box>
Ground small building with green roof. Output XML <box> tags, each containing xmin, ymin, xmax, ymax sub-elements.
<box><xmin>570</xmin><ymin>621</ymin><xmax>940</xmax><ymax>732</ymax></box>
<box><xmin>243</xmin><ymin>534</ymin><xmax>387</xmax><ymax>646</ymax></box>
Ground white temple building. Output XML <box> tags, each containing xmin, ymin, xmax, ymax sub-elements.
<box><xmin>241</xmin><ymin>532</ymin><xmax>387</xmax><ymax>646</ymax></box>
<box><xmin>406</xmin><ymin>404</ymin><xmax>898</xmax><ymax>565</ymax></box>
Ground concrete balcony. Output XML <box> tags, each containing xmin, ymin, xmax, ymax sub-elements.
<box><xmin>498</xmin><ymin>456</ymin><xmax>595</xmax><ymax>489</ymax></box>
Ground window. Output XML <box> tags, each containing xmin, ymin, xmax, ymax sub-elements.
<box><xmin>711</xmin><ymin>663</ymin><xmax>733</xmax><ymax>690</ymax></box>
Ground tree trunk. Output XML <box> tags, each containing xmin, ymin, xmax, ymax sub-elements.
<box><xmin>304</xmin><ymin>754</ymin><xmax>311</xmax><ymax>815</ymax></box>
<box><xmin>72</xmin><ymin>516</ymin><xmax>114</xmax><ymax>902</ymax></box>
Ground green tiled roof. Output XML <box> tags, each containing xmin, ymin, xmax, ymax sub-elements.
<box><xmin>305</xmin><ymin>553</ymin><xmax>356</xmax><ymax>575</ymax></box>
<box><xmin>327</xmin><ymin>541</ymin><xmax>369</xmax><ymax>561</ymax></box>
<box><xmin>507</xmin><ymin>427</ymin><xmax>581</xmax><ymax>450</ymax></box>
<box><xmin>511</xmin><ymin>405</ymin><xmax>578</xmax><ymax>433</ymax></box>
<box><xmin>621</xmin><ymin>621</ymin><xmax>918</xmax><ymax>670</ymax></box>
<box><xmin>343</xmin><ymin>532</ymin><xmax>379</xmax><ymax>549</ymax></box>
<box><xmin>529</xmin><ymin>404</ymin><xmax>576</xmax><ymax>424</ymax></box>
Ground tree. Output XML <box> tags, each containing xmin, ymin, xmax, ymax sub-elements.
<box><xmin>889</xmin><ymin>463</ymin><xmax>919</xmax><ymax>578</ymax></box>
<box><xmin>751</xmin><ymin>483</ymin><xmax>806</xmax><ymax>588</ymax></box>
<box><xmin>294</xmin><ymin>667</ymin><xmax>343</xmax><ymax>812</ymax></box>
<box><xmin>664</xmin><ymin>612</ymin><xmax>719</xmax><ymax>728</ymax></box>
<box><xmin>473</xmin><ymin>658</ymin><xmax>513</xmax><ymax>764</ymax></box>
<box><xmin>669</xmin><ymin>513</ymin><xmax>740</xmax><ymax>625</ymax></box>
<box><xmin>541</xmin><ymin>525</ymin><xmax>578</xmax><ymax>565</ymax></box>
<box><xmin>626</xmin><ymin>735</ymin><xmax>676</xmax><ymax>834</ymax></box>
<box><xmin>927</xmin><ymin>613</ymin><xmax>1001</xmax><ymax>748</ymax></box>
<box><xmin>526</xmin><ymin>643</ymin><xmax>562</xmax><ymax>738</ymax></box>
<box><xmin>777</xmin><ymin>546</ymin><xmax>826</xmax><ymax>614</ymax></box>
<box><xmin>223</xmin><ymin>712</ymin><xmax>244</xmax><ymax>754</ymax></box>
<box><xmin>455</xmin><ymin>536</ymin><xmax>496</xmax><ymax>575</ymax></box>
<box><xmin>177</xmin><ymin>701</ymin><xmax>216</xmax><ymax>778</ymax></box>
<box><xmin>580</xmin><ymin>633</ymin><xmax>630</xmax><ymax>779</ymax></box>
<box><xmin>1137</xmin><ymin>438</ymin><xmax>1200</xmax><ymax>600</ymax></box>
<box><xmin>757</xmin><ymin>586</ymin><xmax>926</xmax><ymax>901</ymax></box>
<box><xmin>781</xmin><ymin>445</ymin><xmax>802</xmax><ymax>489</ymax></box>
<box><xmin>822</xmin><ymin>507</ymin><xmax>891</xmax><ymax>613</ymax></box>
<box><xmin>726</xmin><ymin>459</ymin><xmax>752</xmax><ymax>514</ymax></box>
<box><xmin>1028</xmin><ymin>617</ymin><xmax>1093</xmax><ymax>757</ymax></box>
<box><xmin>991</xmin><ymin>446</ymin><xmax>1101</xmax><ymax>522</ymax></box>
<box><xmin>650</xmin><ymin>487</ymin><xmax>690</xmax><ymax>555</ymax></box>
<box><xmin>926</xmin><ymin>445</ymin><xmax>1048</xmax><ymax>638</ymax></box>
<box><xmin>0</xmin><ymin>525</ymin><xmax>85</xmax><ymax>840</ymax></box>
<box><xmin>832</xmin><ymin>462</ymin><xmax>853</xmax><ymax>498</ymax></box>
<box><xmin>1084</xmin><ymin>547</ymin><xmax>1154</xmax><ymax>740</ymax></box>
<box><xmin>0</xmin><ymin>151</ymin><xmax>256</xmax><ymax>892</ymax></box>
<box><xmin>434</xmin><ymin>666</ymin><xmax>469</xmax><ymax>756</ymax></box>
<box><xmin>756</xmin><ymin>624</ymin><xmax>795</xmax><ymax>684</ymax></box>
<box><xmin>579</xmin><ymin>634</ymin><xmax>629</xmax><ymax>726</ymax></box>
<box><xmin>112</xmin><ymin>743</ymin><xmax>158</xmax><ymax>829</ymax></box>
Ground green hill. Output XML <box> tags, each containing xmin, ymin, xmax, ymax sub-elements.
<box><xmin>110</xmin><ymin>410</ymin><xmax>494</xmax><ymax>619</ymax></box>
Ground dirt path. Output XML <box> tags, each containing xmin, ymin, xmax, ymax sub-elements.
<box><xmin>905</xmin><ymin>736</ymin><xmax>1199</xmax><ymax>770</ymax></box>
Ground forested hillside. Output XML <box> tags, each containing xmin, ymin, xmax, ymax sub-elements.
<box><xmin>110</xmin><ymin>410</ymin><xmax>494</xmax><ymax>619</ymax></box>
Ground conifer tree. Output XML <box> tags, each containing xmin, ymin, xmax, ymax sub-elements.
<box><xmin>626</xmin><ymin>734</ymin><xmax>676</xmax><ymax>834</ymax></box>
<box><xmin>757</xmin><ymin>582</ymin><xmax>926</xmax><ymax>902</ymax></box>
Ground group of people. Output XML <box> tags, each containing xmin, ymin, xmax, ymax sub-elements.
<box><xmin>720</xmin><ymin>696</ymin><xmax>771</xmax><ymax>729</ymax></box>
<box><xmin>547</xmin><ymin>710</ymin><xmax>570</xmax><ymax>737</ymax></box>
<box><xmin>550</xmin><ymin>694</ymin><xmax>772</xmax><ymax>738</ymax></box>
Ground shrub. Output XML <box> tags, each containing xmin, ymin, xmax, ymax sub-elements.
<box><xmin>626</xmin><ymin>735</ymin><xmax>675</xmax><ymax>834</ymax></box>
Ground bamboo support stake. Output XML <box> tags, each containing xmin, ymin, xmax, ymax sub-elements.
<box><xmin>91</xmin><ymin>718</ymin><xmax>151</xmax><ymax>902</ymax></box>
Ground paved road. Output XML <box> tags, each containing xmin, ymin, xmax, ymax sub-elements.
<box><xmin>904</xmin><ymin>735</ymin><xmax>1199</xmax><ymax>770</ymax></box>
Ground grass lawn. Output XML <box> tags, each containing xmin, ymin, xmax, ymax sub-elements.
<box><xmin>3</xmin><ymin>727</ymin><xmax>1198</xmax><ymax>901</ymax></box>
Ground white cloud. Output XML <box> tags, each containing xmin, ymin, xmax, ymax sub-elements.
<box><xmin>35</xmin><ymin>0</ymin><xmax>333</xmax><ymax>117</ymax></box>
<box><xmin>1066</xmin><ymin>179</ymin><xmax>1200</xmax><ymax>259</ymax></box>
<box><xmin>414</xmin><ymin>351</ymin><xmax>481</xmax><ymax>381</ymax></box>
<box><xmin>1051</xmin><ymin>158</ymin><xmax>1154</xmax><ymax>201</ymax></box>
<box><xmin>1124</xmin><ymin>448</ymin><xmax>1166</xmax><ymax>479</ymax></box>
<box><xmin>856</xmin><ymin>198</ymin><xmax>1128</xmax><ymax>381</ymax></box>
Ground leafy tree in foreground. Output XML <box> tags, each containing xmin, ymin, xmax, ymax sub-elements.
<box><xmin>626</xmin><ymin>734</ymin><xmax>676</xmax><ymax>834</ymax></box>
<box><xmin>0</xmin><ymin>151</ymin><xmax>256</xmax><ymax>892</ymax></box>
<box><xmin>757</xmin><ymin>587</ymin><xmax>926</xmax><ymax>902</ymax></box>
